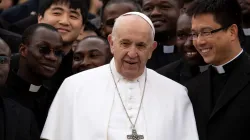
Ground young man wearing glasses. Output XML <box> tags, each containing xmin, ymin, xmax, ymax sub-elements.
<box><xmin>186</xmin><ymin>0</ymin><xmax>250</xmax><ymax>140</ymax></box>
<box><xmin>4</xmin><ymin>23</ymin><xmax>64</xmax><ymax>133</ymax></box>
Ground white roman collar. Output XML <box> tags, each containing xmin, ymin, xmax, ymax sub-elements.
<box><xmin>163</xmin><ymin>45</ymin><xmax>175</xmax><ymax>53</ymax></box>
<box><xmin>109</xmin><ymin>58</ymin><xmax>146</xmax><ymax>86</ymax></box>
<box><xmin>243</xmin><ymin>28</ymin><xmax>250</xmax><ymax>36</ymax></box>
<box><xmin>212</xmin><ymin>49</ymin><xmax>243</xmax><ymax>74</ymax></box>
<box><xmin>29</xmin><ymin>84</ymin><xmax>41</xmax><ymax>92</ymax></box>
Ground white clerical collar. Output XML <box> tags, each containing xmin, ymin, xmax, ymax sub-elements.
<box><xmin>109</xmin><ymin>58</ymin><xmax>146</xmax><ymax>85</ymax></box>
<box><xmin>243</xmin><ymin>28</ymin><xmax>250</xmax><ymax>36</ymax></box>
<box><xmin>212</xmin><ymin>49</ymin><xmax>243</xmax><ymax>74</ymax></box>
<box><xmin>163</xmin><ymin>45</ymin><xmax>175</xmax><ymax>53</ymax></box>
<box><xmin>29</xmin><ymin>84</ymin><xmax>41</xmax><ymax>92</ymax></box>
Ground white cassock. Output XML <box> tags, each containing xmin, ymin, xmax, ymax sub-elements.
<box><xmin>41</xmin><ymin>59</ymin><xmax>199</xmax><ymax>140</ymax></box>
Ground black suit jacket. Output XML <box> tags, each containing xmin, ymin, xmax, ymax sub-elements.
<box><xmin>1</xmin><ymin>96</ymin><xmax>39</xmax><ymax>140</ymax></box>
<box><xmin>157</xmin><ymin>59</ymin><xmax>206</xmax><ymax>85</ymax></box>
<box><xmin>186</xmin><ymin>52</ymin><xmax>250</xmax><ymax>140</ymax></box>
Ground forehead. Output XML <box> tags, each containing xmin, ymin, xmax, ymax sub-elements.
<box><xmin>30</xmin><ymin>27</ymin><xmax>62</xmax><ymax>46</ymax></box>
<box><xmin>143</xmin><ymin>0</ymin><xmax>178</xmax><ymax>6</ymax></box>
<box><xmin>0</xmin><ymin>42</ymin><xmax>10</xmax><ymax>56</ymax></box>
<box><xmin>104</xmin><ymin>3</ymin><xmax>137</xmax><ymax>20</ymax></box>
<box><xmin>48</xmin><ymin>3</ymin><xmax>82</xmax><ymax>14</ymax></box>
<box><xmin>192</xmin><ymin>14</ymin><xmax>221</xmax><ymax>30</ymax></box>
<box><xmin>75</xmin><ymin>38</ymin><xmax>108</xmax><ymax>52</ymax></box>
<box><xmin>177</xmin><ymin>14</ymin><xmax>191</xmax><ymax>30</ymax></box>
<box><xmin>115</xmin><ymin>16</ymin><xmax>152</xmax><ymax>42</ymax></box>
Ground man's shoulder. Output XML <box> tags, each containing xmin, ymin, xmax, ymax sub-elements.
<box><xmin>148</xmin><ymin>68</ymin><xmax>186</xmax><ymax>90</ymax></box>
<box><xmin>157</xmin><ymin>60</ymin><xmax>182</xmax><ymax>73</ymax></box>
<box><xmin>3</xmin><ymin>97</ymin><xmax>33</xmax><ymax>117</ymax></box>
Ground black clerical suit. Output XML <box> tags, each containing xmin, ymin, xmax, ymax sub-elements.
<box><xmin>146</xmin><ymin>44</ymin><xmax>180</xmax><ymax>70</ymax></box>
<box><xmin>185</xmin><ymin>52</ymin><xmax>250</xmax><ymax>140</ymax></box>
<box><xmin>157</xmin><ymin>59</ymin><xmax>207</xmax><ymax>85</ymax></box>
<box><xmin>4</xmin><ymin>70</ymin><xmax>51</xmax><ymax>133</ymax></box>
<box><xmin>0</xmin><ymin>87</ymin><xmax>39</xmax><ymax>140</ymax></box>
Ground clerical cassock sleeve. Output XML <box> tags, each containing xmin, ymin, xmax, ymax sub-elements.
<box><xmin>175</xmin><ymin>88</ymin><xmax>199</xmax><ymax>140</ymax></box>
<box><xmin>41</xmin><ymin>78</ymin><xmax>75</xmax><ymax>140</ymax></box>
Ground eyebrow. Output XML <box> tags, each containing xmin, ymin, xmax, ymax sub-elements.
<box><xmin>51</xmin><ymin>7</ymin><xmax>64</xmax><ymax>11</ymax></box>
<box><xmin>70</xmin><ymin>9</ymin><xmax>80</xmax><ymax>16</ymax></box>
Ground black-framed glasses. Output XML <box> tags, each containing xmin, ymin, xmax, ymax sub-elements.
<box><xmin>191</xmin><ymin>26</ymin><xmax>230</xmax><ymax>40</ymax></box>
<box><xmin>0</xmin><ymin>56</ymin><xmax>10</xmax><ymax>65</ymax></box>
<box><xmin>38</xmin><ymin>46</ymin><xmax>65</xmax><ymax>58</ymax></box>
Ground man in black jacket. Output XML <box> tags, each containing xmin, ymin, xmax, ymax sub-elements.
<box><xmin>4</xmin><ymin>23</ymin><xmax>64</xmax><ymax>132</ymax></box>
<box><xmin>0</xmin><ymin>38</ymin><xmax>40</xmax><ymax>140</ymax></box>
<box><xmin>186</xmin><ymin>0</ymin><xmax>250</xmax><ymax>140</ymax></box>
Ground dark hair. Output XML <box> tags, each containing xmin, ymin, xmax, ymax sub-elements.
<box><xmin>80</xmin><ymin>36</ymin><xmax>109</xmax><ymax>46</ymax></box>
<box><xmin>78</xmin><ymin>35</ymin><xmax>112</xmax><ymax>63</ymax></box>
<box><xmin>187</xmin><ymin>0</ymin><xmax>242</xmax><ymax>31</ymax></box>
<box><xmin>22</xmin><ymin>23</ymin><xmax>58</xmax><ymax>45</ymax></box>
<box><xmin>38</xmin><ymin>0</ymin><xmax>90</xmax><ymax>23</ymax></box>
<box><xmin>100</xmin><ymin>0</ymin><xmax>142</xmax><ymax>21</ymax></box>
<box><xmin>84</xmin><ymin>21</ymin><xmax>101</xmax><ymax>36</ymax></box>
<box><xmin>183</xmin><ymin>0</ymin><xmax>194</xmax><ymax>4</ymax></box>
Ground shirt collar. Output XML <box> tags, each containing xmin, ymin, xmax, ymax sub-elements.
<box><xmin>243</xmin><ymin>28</ymin><xmax>250</xmax><ymax>36</ymax></box>
<box><xmin>212</xmin><ymin>49</ymin><xmax>243</xmax><ymax>74</ymax></box>
<box><xmin>6</xmin><ymin>70</ymin><xmax>44</xmax><ymax>93</ymax></box>
<box><xmin>109</xmin><ymin>58</ymin><xmax>146</xmax><ymax>86</ymax></box>
<box><xmin>29</xmin><ymin>84</ymin><xmax>41</xmax><ymax>92</ymax></box>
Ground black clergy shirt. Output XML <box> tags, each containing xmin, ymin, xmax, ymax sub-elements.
<box><xmin>147</xmin><ymin>43</ymin><xmax>181</xmax><ymax>70</ymax></box>
<box><xmin>4</xmin><ymin>70</ymin><xmax>50</xmax><ymax>132</ymax></box>
<box><xmin>211</xmin><ymin>52</ymin><xmax>243</xmax><ymax>109</ymax></box>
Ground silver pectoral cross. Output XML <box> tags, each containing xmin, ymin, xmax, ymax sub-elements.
<box><xmin>127</xmin><ymin>129</ymin><xmax>144</xmax><ymax>140</ymax></box>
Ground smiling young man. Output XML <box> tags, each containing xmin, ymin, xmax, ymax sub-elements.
<box><xmin>157</xmin><ymin>12</ymin><xmax>207</xmax><ymax>85</ymax></box>
<box><xmin>142</xmin><ymin>0</ymin><xmax>182</xmax><ymax>69</ymax></box>
<box><xmin>72</xmin><ymin>36</ymin><xmax>112</xmax><ymax>74</ymax></box>
<box><xmin>185</xmin><ymin>0</ymin><xmax>250</xmax><ymax>140</ymax></box>
<box><xmin>37</xmin><ymin>0</ymin><xmax>89</xmax><ymax>97</ymax></box>
<box><xmin>4</xmin><ymin>23</ymin><xmax>64</xmax><ymax>133</ymax></box>
<box><xmin>0</xmin><ymin>38</ymin><xmax>40</xmax><ymax>140</ymax></box>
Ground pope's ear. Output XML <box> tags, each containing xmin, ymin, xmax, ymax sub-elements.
<box><xmin>108</xmin><ymin>34</ymin><xmax>114</xmax><ymax>54</ymax></box>
<box><xmin>19</xmin><ymin>44</ymin><xmax>28</xmax><ymax>57</ymax></box>
<box><xmin>148</xmin><ymin>41</ymin><xmax>157</xmax><ymax>59</ymax></box>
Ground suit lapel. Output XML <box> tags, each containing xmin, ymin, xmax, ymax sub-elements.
<box><xmin>3</xmin><ymin>99</ymin><xmax>18</xmax><ymax>140</ymax></box>
<box><xmin>209</xmin><ymin>53</ymin><xmax>250</xmax><ymax>120</ymax></box>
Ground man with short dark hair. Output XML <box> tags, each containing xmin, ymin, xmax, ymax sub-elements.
<box><xmin>237</xmin><ymin>0</ymin><xmax>250</xmax><ymax>53</ymax></box>
<box><xmin>142</xmin><ymin>0</ymin><xmax>182</xmax><ymax>69</ymax></box>
<box><xmin>4</xmin><ymin>23</ymin><xmax>64</xmax><ymax>132</ymax></box>
<box><xmin>157</xmin><ymin>12</ymin><xmax>207</xmax><ymax>85</ymax></box>
<box><xmin>72</xmin><ymin>36</ymin><xmax>112</xmax><ymax>74</ymax></box>
<box><xmin>186</xmin><ymin>0</ymin><xmax>250</xmax><ymax>140</ymax></box>
<box><xmin>37</xmin><ymin>0</ymin><xmax>90</xmax><ymax>99</ymax></box>
<box><xmin>0</xmin><ymin>38</ymin><xmax>40</xmax><ymax>140</ymax></box>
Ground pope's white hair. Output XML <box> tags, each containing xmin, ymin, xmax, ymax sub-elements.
<box><xmin>111</xmin><ymin>12</ymin><xmax>155</xmax><ymax>42</ymax></box>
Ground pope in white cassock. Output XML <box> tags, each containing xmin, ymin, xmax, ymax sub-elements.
<box><xmin>41</xmin><ymin>12</ymin><xmax>199</xmax><ymax>140</ymax></box>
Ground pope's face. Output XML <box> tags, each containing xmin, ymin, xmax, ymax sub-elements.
<box><xmin>108</xmin><ymin>16</ymin><xmax>157</xmax><ymax>80</ymax></box>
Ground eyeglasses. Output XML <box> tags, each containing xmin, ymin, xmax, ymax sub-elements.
<box><xmin>0</xmin><ymin>56</ymin><xmax>10</xmax><ymax>65</ymax></box>
<box><xmin>191</xmin><ymin>26</ymin><xmax>230</xmax><ymax>40</ymax></box>
<box><xmin>38</xmin><ymin>46</ymin><xmax>65</xmax><ymax>58</ymax></box>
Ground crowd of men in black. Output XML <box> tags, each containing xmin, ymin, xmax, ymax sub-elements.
<box><xmin>0</xmin><ymin>0</ymin><xmax>250</xmax><ymax>139</ymax></box>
